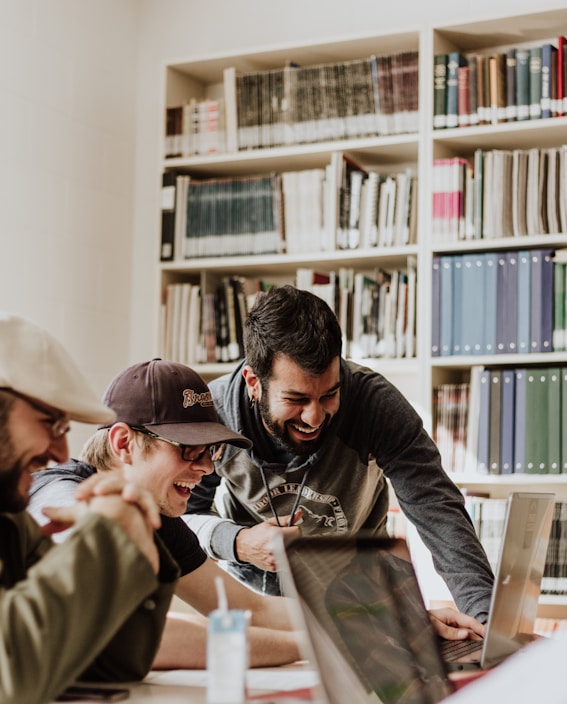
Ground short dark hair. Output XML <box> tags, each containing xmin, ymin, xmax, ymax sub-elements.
<box><xmin>243</xmin><ymin>285</ymin><xmax>342</xmax><ymax>382</ymax></box>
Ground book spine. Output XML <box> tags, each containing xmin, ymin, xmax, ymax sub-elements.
<box><xmin>476</xmin><ymin>369</ymin><xmax>491</xmax><ymax>474</ymax></box>
<box><xmin>160</xmin><ymin>171</ymin><xmax>177</xmax><ymax>261</ymax></box>
<box><xmin>446</xmin><ymin>52</ymin><xmax>464</xmax><ymax>129</ymax></box>
<box><xmin>431</xmin><ymin>256</ymin><xmax>441</xmax><ymax>356</ymax></box>
<box><xmin>488</xmin><ymin>371</ymin><xmax>502</xmax><ymax>475</ymax></box>
<box><xmin>515</xmin><ymin>48</ymin><xmax>531</xmax><ymax>121</ymax></box>
<box><xmin>500</xmin><ymin>370</ymin><xmax>515</xmax><ymax>474</ymax></box>
<box><xmin>457</xmin><ymin>65</ymin><xmax>470</xmax><ymax>126</ymax></box>
<box><xmin>548</xmin><ymin>368</ymin><xmax>561</xmax><ymax>473</ymax></box>
<box><xmin>558</xmin><ymin>36</ymin><xmax>567</xmax><ymax>116</ymax></box>
<box><xmin>529</xmin><ymin>46</ymin><xmax>543</xmax><ymax>120</ymax></box>
<box><xmin>468</xmin><ymin>54</ymin><xmax>479</xmax><ymax>126</ymax></box>
<box><xmin>541</xmin><ymin>43</ymin><xmax>556</xmax><ymax>119</ymax></box>
<box><xmin>505</xmin><ymin>48</ymin><xmax>517</xmax><ymax>121</ymax></box>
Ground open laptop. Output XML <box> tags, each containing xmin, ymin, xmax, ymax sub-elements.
<box><xmin>273</xmin><ymin>492</ymin><xmax>555</xmax><ymax>704</ymax></box>
<box><xmin>440</xmin><ymin>491</ymin><xmax>555</xmax><ymax>670</ymax></box>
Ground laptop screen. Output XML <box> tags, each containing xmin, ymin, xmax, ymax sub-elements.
<box><xmin>277</xmin><ymin>535</ymin><xmax>454</xmax><ymax>704</ymax></box>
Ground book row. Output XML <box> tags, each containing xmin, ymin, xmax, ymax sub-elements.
<box><xmin>164</xmin><ymin>51</ymin><xmax>419</xmax><ymax>158</ymax></box>
<box><xmin>432</xmin><ymin>146</ymin><xmax>567</xmax><ymax>242</ymax></box>
<box><xmin>434</xmin><ymin>37</ymin><xmax>567</xmax><ymax>129</ymax></box>
<box><xmin>434</xmin><ymin>365</ymin><xmax>567</xmax><ymax>477</ymax></box>
<box><xmin>297</xmin><ymin>260</ymin><xmax>417</xmax><ymax>360</ymax></box>
<box><xmin>165</xmin><ymin>98</ymin><xmax>226</xmax><ymax>159</ymax></box>
<box><xmin>160</xmin><ymin>278</ymin><xmax>257</xmax><ymax>366</ymax></box>
<box><xmin>464</xmin><ymin>495</ymin><xmax>567</xmax><ymax>595</ymax></box>
<box><xmin>160</xmin><ymin>263</ymin><xmax>417</xmax><ymax>366</ymax></box>
<box><xmin>160</xmin><ymin>156</ymin><xmax>417</xmax><ymax>261</ymax></box>
<box><xmin>431</xmin><ymin>248</ymin><xmax>565</xmax><ymax>358</ymax></box>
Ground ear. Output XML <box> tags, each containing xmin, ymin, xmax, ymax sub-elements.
<box><xmin>243</xmin><ymin>365</ymin><xmax>262</xmax><ymax>401</ymax></box>
<box><xmin>107</xmin><ymin>422</ymin><xmax>136</xmax><ymax>464</ymax></box>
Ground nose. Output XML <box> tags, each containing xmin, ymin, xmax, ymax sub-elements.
<box><xmin>300</xmin><ymin>401</ymin><xmax>326</xmax><ymax>428</ymax></box>
<box><xmin>190</xmin><ymin>455</ymin><xmax>215</xmax><ymax>476</ymax></box>
<box><xmin>49</xmin><ymin>435</ymin><xmax>70</xmax><ymax>464</ymax></box>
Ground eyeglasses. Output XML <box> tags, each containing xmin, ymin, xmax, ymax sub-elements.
<box><xmin>2</xmin><ymin>388</ymin><xmax>71</xmax><ymax>440</ymax></box>
<box><xmin>131</xmin><ymin>426</ymin><xmax>216</xmax><ymax>463</ymax></box>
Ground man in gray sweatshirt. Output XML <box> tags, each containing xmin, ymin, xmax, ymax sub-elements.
<box><xmin>183</xmin><ymin>285</ymin><xmax>495</xmax><ymax>625</ymax></box>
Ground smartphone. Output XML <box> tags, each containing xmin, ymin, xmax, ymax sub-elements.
<box><xmin>56</xmin><ymin>685</ymin><xmax>130</xmax><ymax>701</ymax></box>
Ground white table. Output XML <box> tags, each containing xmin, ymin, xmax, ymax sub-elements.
<box><xmin>54</xmin><ymin>664</ymin><xmax>319</xmax><ymax>703</ymax></box>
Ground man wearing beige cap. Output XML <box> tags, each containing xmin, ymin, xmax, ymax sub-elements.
<box><xmin>0</xmin><ymin>314</ymin><xmax>179</xmax><ymax>704</ymax></box>
<box><xmin>29</xmin><ymin>358</ymin><xmax>302</xmax><ymax>669</ymax></box>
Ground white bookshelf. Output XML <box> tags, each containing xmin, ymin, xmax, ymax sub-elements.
<box><xmin>158</xmin><ymin>7</ymin><xmax>567</xmax><ymax>615</ymax></box>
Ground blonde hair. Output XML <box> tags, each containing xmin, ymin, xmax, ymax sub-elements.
<box><xmin>80</xmin><ymin>427</ymin><xmax>154</xmax><ymax>471</ymax></box>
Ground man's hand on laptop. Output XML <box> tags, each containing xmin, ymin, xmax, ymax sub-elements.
<box><xmin>428</xmin><ymin>607</ymin><xmax>486</xmax><ymax>641</ymax></box>
<box><xmin>235</xmin><ymin>512</ymin><xmax>302</xmax><ymax>571</ymax></box>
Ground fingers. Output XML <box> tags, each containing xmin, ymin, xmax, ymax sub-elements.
<box><xmin>121</xmin><ymin>482</ymin><xmax>161</xmax><ymax>530</ymax></box>
<box><xmin>74</xmin><ymin>472</ymin><xmax>127</xmax><ymax>500</ymax></box>
<box><xmin>75</xmin><ymin>472</ymin><xmax>161</xmax><ymax>530</ymax></box>
<box><xmin>429</xmin><ymin>608</ymin><xmax>486</xmax><ymax>641</ymax></box>
<box><xmin>266</xmin><ymin>510</ymin><xmax>303</xmax><ymax>528</ymax></box>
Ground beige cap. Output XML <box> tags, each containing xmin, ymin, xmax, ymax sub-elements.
<box><xmin>0</xmin><ymin>313</ymin><xmax>116</xmax><ymax>425</ymax></box>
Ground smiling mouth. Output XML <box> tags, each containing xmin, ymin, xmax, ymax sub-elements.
<box><xmin>289</xmin><ymin>423</ymin><xmax>321</xmax><ymax>436</ymax></box>
<box><xmin>173</xmin><ymin>480</ymin><xmax>195</xmax><ymax>497</ymax></box>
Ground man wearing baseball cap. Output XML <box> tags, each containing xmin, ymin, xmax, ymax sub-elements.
<box><xmin>0</xmin><ymin>314</ymin><xmax>179</xmax><ymax>704</ymax></box>
<box><xmin>29</xmin><ymin>358</ymin><xmax>302</xmax><ymax>669</ymax></box>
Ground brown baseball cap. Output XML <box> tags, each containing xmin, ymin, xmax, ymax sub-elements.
<box><xmin>100</xmin><ymin>358</ymin><xmax>251</xmax><ymax>449</ymax></box>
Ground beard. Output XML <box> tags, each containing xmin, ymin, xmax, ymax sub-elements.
<box><xmin>0</xmin><ymin>448</ymin><xmax>29</xmax><ymax>513</ymax></box>
<box><xmin>258</xmin><ymin>390</ymin><xmax>328</xmax><ymax>456</ymax></box>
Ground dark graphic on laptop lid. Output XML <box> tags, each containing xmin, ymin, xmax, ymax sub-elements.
<box><xmin>276</xmin><ymin>535</ymin><xmax>453</xmax><ymax>704</ymax></box>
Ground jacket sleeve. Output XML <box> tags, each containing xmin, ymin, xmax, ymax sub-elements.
<box><xmin>184</xmin><ymin>467</ymin><xmax>243</xmax><ymax>560</ymax></box>
<box><xmin>0</xmin><ymin>512</ymin><xmax>178</xmax><ymax>704</ymax></box>
<box><xmin>343</xmin><ymin>364</ymin><xmax>494</xmax><ymax>622</ymax></box>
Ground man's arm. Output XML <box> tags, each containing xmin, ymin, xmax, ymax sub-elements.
<box><xmin>0</xmin><ymin>509</ymin><xmax>177</xmax><ymax>704</ymax></box>
<box><xmin>153</xmin><ymin>556</ymin><xmax>301</xmax><ymax>669</ymax></box>
<box><xmin>153</xmin><ymin>610</ymin><xmax>302</xmax><ymax>669</ymax></box>
<box><xmin>174</xmin><ymin>556</ymin><xmax>294</xmax><ymax>630</ymax></box>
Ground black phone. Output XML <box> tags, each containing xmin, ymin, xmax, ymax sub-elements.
<box><xmin>56</xmin><ymin>685</ymin><xmax>130</xmax><ymax>701</ymax></box>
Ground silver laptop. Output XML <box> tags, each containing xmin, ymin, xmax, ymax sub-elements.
<box><xmin>274</xmin><ymin>492</ymin><xmax>555</xmax><ymax>703</ymax></box>
<box><xmin>275</xmin><ymin>534</ymin><xmax>454</xmax><ymax>704</ymax></box>
<box><xmin>440</xmin><ymin>491</ymin><xmax>555</xmax><ymax>670</ymax></box>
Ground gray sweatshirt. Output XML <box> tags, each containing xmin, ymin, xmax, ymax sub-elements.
<box><xmin>184</xmin><ymin>359</ymin><xmax>494</xmax><ymax>620</ymax></box>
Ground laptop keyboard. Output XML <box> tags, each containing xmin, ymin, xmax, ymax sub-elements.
<box><xmin>439</xmin><ymin>637</ymin><xmax>483</xmax><ymax>662</ymax></box>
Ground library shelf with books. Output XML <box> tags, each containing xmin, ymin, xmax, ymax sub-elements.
<box><xmin>156</xmin><ymin>8</ymin><xmax>567</xmax><ymax>619</ymax></box>
<box><xmin>428</xmin><ymin>8</ymin><xmax>567</xmax><ymax>620</ymax></box>
<box><xmin>158</xmin><ymin>28</ymin><xmax>424</xmax><ymax>403</ymax></box>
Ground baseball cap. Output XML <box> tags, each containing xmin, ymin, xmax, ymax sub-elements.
<box><xmin>0</xmin><ymin>313</ymin><xmax>116</xmax><ymax>424</ymax></box>
<box><xmin>100</xmin><ymin>358</ymin><xmax>252</xmax><ymax>449</ymax></box>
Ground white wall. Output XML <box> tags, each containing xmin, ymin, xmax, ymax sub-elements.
<box><xmin>0</xmin><ymin>0</ymin><xmax>140</xmax><ymax>453</ymax></box>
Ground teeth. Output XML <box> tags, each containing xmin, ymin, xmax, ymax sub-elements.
<box><xmin>291</xmin><ymin>424</ymin><xmax>319</xmax><ymax>434</ymax></box>
<box><xmin>174</xmin><ymin>481</ymin><xmax>195</xmax><ymax>489</ymax></box>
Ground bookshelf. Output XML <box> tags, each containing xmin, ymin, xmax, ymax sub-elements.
<box><xmin>160</xmin><ymin>28</ymin><xmax>425</xmax><ymax>406</ymax></box>
<box><xmin>157</xmin><ymin>8</ymin><xmax>567</xmax><ymax>616</ymax></box>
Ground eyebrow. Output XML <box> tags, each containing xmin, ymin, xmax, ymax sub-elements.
<box><xmin>282</xmin><ymin>382</ymin><xmax>341</xmax><ymax>398</ymax></box>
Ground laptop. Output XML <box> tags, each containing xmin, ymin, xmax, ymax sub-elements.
<box><xmin>273</xmin><ymin>492</ymin><xmax>555</xmax><ymax>704</ymax></box>
<box><xmin>275</xmin><ymin>534</ymin><xmax>454</xmax><ymax>704</ymax></box>
<box><xmin>440</xmin><ymin>491</ymin><xmax>555</xmax><ymax>670</ymax></box>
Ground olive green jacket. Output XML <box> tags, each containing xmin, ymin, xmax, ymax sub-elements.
<box><xmin>0</xmin><ymin>510</ymin><xmax>179</xmax><ymax>704</ymax></box>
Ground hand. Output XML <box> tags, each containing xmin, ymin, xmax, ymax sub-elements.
<box><xmin>235</xmin><ymin>513</ymin><xmax>302</xmax><ymax>571</ymax></box>
<box><xmin>42</xmin><ymin>494</ymin><xmax>160</xmax><ymax>574</ymax></box>
<box><xmin>74</xmin><ymin>469</ymin><xmax>161</xmax><ymax>530</ymax></box>
<box><xmin>428</xmin><ymin>607</ymin><xmax>486</xmax><ymax>641</ymax></box>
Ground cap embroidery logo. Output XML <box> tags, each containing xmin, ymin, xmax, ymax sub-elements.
<box><xmin>183</xmin><ymin>389</ymin><xmax>214</xmax><ymax>408</ymax></box>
